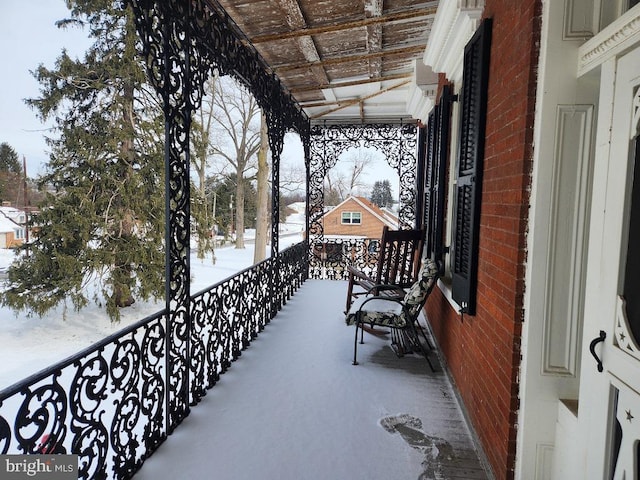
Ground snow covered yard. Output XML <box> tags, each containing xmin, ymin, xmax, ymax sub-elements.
<box><xmin>0</xmin><ymin>228</ymin><xmax>303</xmax><ymax>391</ymax></box>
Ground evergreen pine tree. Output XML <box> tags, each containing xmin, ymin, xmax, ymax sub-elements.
<box><xmin>1</xmin><ymin>1</ymin><xmax>166</xmax><ymax>321</ymax></box>
<box><xmin>0</xmin><ymin>143</ymin><xmax>22</xmax><ymax>174</ymax></box>
<box><xmin>0</xmin><ymin>142</ymin><xmax>23</xmax><ymax>203</ymax></box>
<box><xmin>370</xmin><ymin>179</ymin><xmax>394</xmax><ymax>208</ymax></box>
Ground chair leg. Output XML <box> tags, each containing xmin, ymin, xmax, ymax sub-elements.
<box><xmin>353</xmin><ymin>322</ymin><xmax>360</xmax><ymax>365</ymax></box>
<box><xmin>345</xmin><ymin>272</ymin><xmax>355</xmax><ymax>314</ymax></box>
<box><xmin>405</xmin><ymin>323</ymin><xmax>436</xmax><ymax>373</ymax></box>
<box><xmin>415</xmin><ymin>321</ymin><xmax>434</xmax><ymax>351</ymax></box>
<box><xmin>390</xmin><ymin>328</ymin><xmax>406</xmax><ymax>357</ymax></box>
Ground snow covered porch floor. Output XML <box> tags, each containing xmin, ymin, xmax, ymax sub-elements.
<box><xmin>133</xmin><ymin>279</ymin><xmax>491</xmax><ymax>480</ymax></box>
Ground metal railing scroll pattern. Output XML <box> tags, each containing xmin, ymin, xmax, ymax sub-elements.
<box><xmin>0</xmin><ymin>312</ymin><xmax>166</xmax><ymax>480</ymax></box>
<box><xmin>277</xmin><ymin>241</ymin><xmax>308</xmax><ymax>308</ymax></box>
<box><xmin>0</xmin><ymin>243</ymin><xmax>307</xmax><ymax>479</ymax></box>
<box><xmin>309</xmin><ymin>238</ymin><xmax>379</xmax><ymax>281</ymax></box>
<box><xmin>189</xmin><ymin>259</ymin><xmax>272</xmax><ymax>403</ymax></box>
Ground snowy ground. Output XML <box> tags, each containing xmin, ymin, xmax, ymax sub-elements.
<box><xmin>0</xmin><ymin>223</ymin><xmax>304</xmax><ymax>391</ymax></box>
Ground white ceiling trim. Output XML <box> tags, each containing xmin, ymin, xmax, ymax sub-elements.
<box><xmin>422</xmin><ymin>0</ymin><xmax>484</xmax><ymax>82</ymax></box>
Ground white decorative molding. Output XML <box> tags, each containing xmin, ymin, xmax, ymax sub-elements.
<box><xmin>611</xmin><ymin>383</ymin><xmax>640</xmax><ymax>479</ymax></box>
<box><xmin>563</xmin><ymin>0</ymin><xmax>595</xmax><ymax>40</ymax></box>
<box><xmin>578</xmin><ymin>5</ymin><xmax>640</xmax><ymax>76</ymax></box>
<box><xmin>406</xmin><ymin>60</ymin><xmax>438</xmax><ymax>122</ymax></box>
<box><xmin>535</xmin><ymin>443</ymin><xmax>554</xmax><ymax>480</ymax></box>
<box><xmin>633</xmin><ymin>86</ymin><xmax>640</xmax><ymax>139</ymax></box>
<box><xmin>614</xmin><ymin>296</ymin><xmax>640</xmax><ymax>362</ymax></box>
<box><xmin>422</xmin><ymin>0</ymin><xmax>484</xmax><ymax>82</ymax></box>
<box><xmin>542</xmin><ymin>105</ymin><xmax>593</xmax><ymax>376</ymax></box>
<box><xmin>406</xmin><ymin>84</ymin><xmax>436</xmax><ymax>123</ymax></box>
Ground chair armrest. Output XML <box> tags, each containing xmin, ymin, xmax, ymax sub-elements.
<box><xmin>367</xmin><ymin>283</ymin><xmax>405</xmax><ymax>295</ymax></box>
<box><xmin>357</xmin><ymin>295</ymin><xmax>404</xmax><ymax>312</ymax></box>
<box><xmin>347</xmin><ymin>265</ymin><xmax>373</xmax><ymax>281</ymax></box>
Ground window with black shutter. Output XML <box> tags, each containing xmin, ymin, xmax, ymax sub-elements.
<box><xmin>451</xmin><ymin>18</ymin><xmax>492</xmax><ymax>316</ymax></box>
<box><xmin>433</xmin><ymin>85</ymin><xmax>453</xmax><ymax>261</ymax></box>
<box><xmin>424</xmin><ymin>85</ymin><xmax>454</xmax><ymax>264</ymax></box>
<box><xmin>416</xmin><ymin>124</ymin><xmax>428</xmax><ymax>231</ymax></box>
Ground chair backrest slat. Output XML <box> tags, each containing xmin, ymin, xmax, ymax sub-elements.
<box><xmin>375</xmin><ymin>226</ymin><xmax>424</xmax><ymax>289</ymax></box>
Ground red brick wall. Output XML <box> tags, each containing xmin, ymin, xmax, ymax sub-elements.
<box><xmin>425</xmin><ymin>2</ymin><xmax>540</xmax><ymax>480</ymax></box>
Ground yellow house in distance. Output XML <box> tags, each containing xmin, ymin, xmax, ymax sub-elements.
<box><xmin>313</xmin><ymin>196</ymin><xmax>400</xmax><ymax>269</ymax></box>
<box><xmin>322</xmin><ymin>196</ymin><xmax>397</xmax><ymax>240</ymax></box>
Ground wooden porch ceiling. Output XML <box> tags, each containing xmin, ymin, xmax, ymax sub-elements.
<box><xmin>208</xmin><ymin>0</ymin><xmax>440</xmax><ymax>124</ymax></box>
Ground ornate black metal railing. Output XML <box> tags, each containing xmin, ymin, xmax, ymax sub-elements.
<box><xmin>309</xmin><ymin>237</ymin><xmax>380</xmax><ymax>281</ymax></box>
<box><xmin>0</xmin><ymin>242</ymin><xmax>307</xmax><ymax>480</ymax></box>
<box><xmin>307</xmin><ymin>123</ymin><xmax>419</xmax><ymax>280</ymax></box>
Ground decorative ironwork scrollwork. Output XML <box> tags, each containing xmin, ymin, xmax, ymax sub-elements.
<box><xmin>0</xmin><ymin>242</ymin><xmax>305</xmax><ymax>480</ymax></box>
<box><xmin>308</xmin><ymin>123</ymin><xmax>419</xmax><ymax>279</ymax></box>
<box><xmin>128</xmin><ymin>0</ymin><xmax>312</xmax><ymax>426</ymax></box>
<box><xmin>15</xmin><ymin>380</ymin><xmax>68</xmax><ymax>454</ymax></box>
<box><xmin>70</xmin><ymin>354</ymin><xmax>109</xmax><ymax>479</ymax></box>
<box><xmin>140</xmin><ymin>319</ymin><xmax>166</xmax><ymax>453</ymax></box>
<box><xmin>0</xmin><ymin>414</ymin><xmax>10</xmax><ymax>454</ymax></box>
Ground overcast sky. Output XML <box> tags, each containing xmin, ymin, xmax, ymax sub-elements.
<box><xmin>0</xmin><ymin>2</ymin><xmax>398</xmax><ymax>199</ymax></box>
<box><xmin>0</xmin><ymin>1</ymin><xmax>91</xmax><ymax>176</ymax></box>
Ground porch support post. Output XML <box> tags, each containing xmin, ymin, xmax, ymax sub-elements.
<box><xmin>129</xmin><ymin>0</ymin><xmax>207</xmax><ymax>433</ymax></box>
<box><xmin>303</xmin><ymin>137</ymin><xmax>311</xmax><ymax>279</ymax></box>
<box><xmin>269</xmin><ymin>125</ymin><xmax>283</xmax><ymax>259</ymax></box>
<box><xmin>308</xmin><ymin>127</ymin><xmax>328</xmax><ymax>279</ymax></box>
<box><xmin>163</xmin><ymin>4</ymin><xmax>191</xmax><ymax>431</ymax></box>
<box><xmin>396</xmin><ymin>123</ymin><xmax>420</xmax><ymax>229</ymax></box>
<box><xmin>268</xmin><ymin>120</ymin><xmax>283</xmax><ymax>315</ymax></box>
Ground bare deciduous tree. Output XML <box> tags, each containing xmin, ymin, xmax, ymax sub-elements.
<box><xmin>191</xmin><ymin>74</ymin><xmax>218</xmax><ymax>262</ymax></box>
<box><xmin>324</xmin><ymin>148</ymin><xmax>376</xmax><ymax>202</ymax></box>
<box><xmin>253</xmin><ymin>112</ymin><xmax>269</xmax><ymax>263</ymax></box>
<box><xmin>207</xmin><ymin>76</ymin><xmax>261</xmax><ymax>249</ymax></box>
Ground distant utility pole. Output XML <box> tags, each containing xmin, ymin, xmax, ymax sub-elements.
<box><xmin>23</xmin><ymin>157</ymin><xmax>29</xmax><ymax>239</ymax></box>
<box><xmin>22</xmin><ymin>156</ymin><xmax>30</xmax><ymax>254</ymax></box>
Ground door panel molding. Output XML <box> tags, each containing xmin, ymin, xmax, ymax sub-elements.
<box><xmin>542</xmin><ymin>105</ymin><xmax>594</xmax><ymax>376</ymax></box>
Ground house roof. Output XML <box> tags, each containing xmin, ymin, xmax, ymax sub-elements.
<box><xmin>208</xmin><ymin>0</ymin><xmax>441</xmax><ymax>124</ymax></box>
<box><xmin>0</xmin><ymin>215</ymin><xmax>19</xmax><ymax>234</ymax></box>
<box><xmin>328</xmin><ymin>195</ymin><xmax>398</xmax><ymax>228</ymax></box>
<box><xmin>0</xmin><ymin>206</ymin><xmax>25</xmax><ymax>220</ymax></box>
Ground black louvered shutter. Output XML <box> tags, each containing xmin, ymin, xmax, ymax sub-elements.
<box><xmin>416</xmin><ymin>124</ymin><xmax>428</xmax><ymax>231</ymax></box>
<box><xmin>424</xmin><ymin>107</ymin><xmax>438</xmax><ymax>257</ymax></box>
<box><xmin>433</xmin><ymin>85</ymin><xmax>453</xmax><ymax>261</ymax></box>
<box><xmin>451</xmin><ymin>18</ymin><xmax>492</xmax><ymax>315</ymax></box>
<box><xmin>424</xmin><ymin>86</ymin><xmax>453</xmax><ymax>263</ymax></box>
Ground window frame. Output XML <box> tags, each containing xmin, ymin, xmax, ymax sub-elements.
<box><xmin>424</xmin><ymin>85</ymin><xmax>454</xmax><ymax>264</ymax></box>
<box><xmin>450</xmin><ymin>18</ymin><xmax>492</xmax><ymax>316</ymax></box>
<box><xmin>341</xmin><ymin>211</ymin><xmax>362</xmax><ymax>225</ymax></box>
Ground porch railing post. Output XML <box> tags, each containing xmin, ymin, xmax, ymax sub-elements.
<box><xmin>269</xmin><ymin>117</ymin><xmax>283</xmax><ymax>314</ymax></box>
<box><xmin>161</xmin><ymin>2</ymin><xmax>192</xmax><ymax>432</ymax></box>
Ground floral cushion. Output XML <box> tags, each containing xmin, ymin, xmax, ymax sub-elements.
<box><xmin>345</xmin><ymin>258</ymin><xmax>439</xmax><ymax>328</ymax></box>
<box><xmin>345</xmin><ymin>296</ymin><xmax>406</xmax><ymax>327</ymax></box>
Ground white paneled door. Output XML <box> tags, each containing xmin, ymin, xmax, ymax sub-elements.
<box><xmin>582</xmin><ymin>44</ymin><xmax>640</xmax><ymax>479</ymax></box>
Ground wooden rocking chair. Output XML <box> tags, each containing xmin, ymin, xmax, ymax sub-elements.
<box><xmin>345</xmin><ymin>257</ymin><xmax>440</xmax><ymax>371</ymax></box>
<box><xmin>344</xmin><ymin>226</ymin><xmax>425</xmax><ymax>315</ymax></box>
